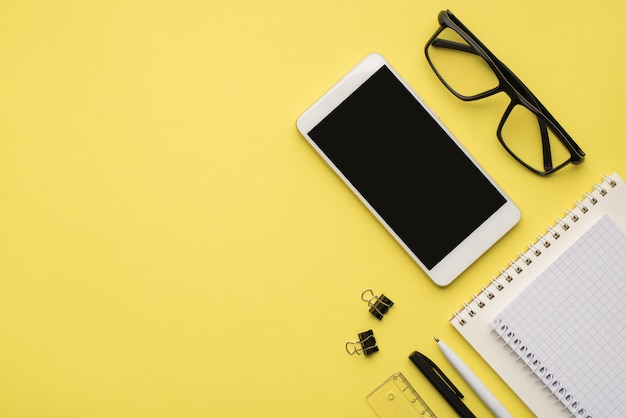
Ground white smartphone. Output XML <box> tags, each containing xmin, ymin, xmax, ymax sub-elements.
<box><xmin>296</xmin><ymin>53</ymin><xmax>520</xmax><ymax>286</ymax></box>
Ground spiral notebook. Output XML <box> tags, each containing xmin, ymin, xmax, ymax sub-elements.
<box><xmin>451</xmin><ymin>173</ymin><xmax>626</xmax><ymax>418</ymax></box>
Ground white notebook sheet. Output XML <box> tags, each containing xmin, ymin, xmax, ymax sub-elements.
<box><xmin>451</xmin><ymin>173</ymin><xmax>626</xmax><ymax>417</ymax></box>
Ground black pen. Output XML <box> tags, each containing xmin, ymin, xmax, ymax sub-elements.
<box><xmin>409</xmin><ymin>351</ymin><xmax>476</xmax><ymax>418</ymax></box>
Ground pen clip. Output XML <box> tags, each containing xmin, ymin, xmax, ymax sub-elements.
<box><xmin>420</xmin><ymin>353</ymin><xmax>465</xmax><ymax>399</ymax></box>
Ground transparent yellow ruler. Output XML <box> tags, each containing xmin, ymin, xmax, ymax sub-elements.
<box><xmin>366</xmin><ymin>372</ymin><xmax>437</xmax><ymax>417</ymax></box>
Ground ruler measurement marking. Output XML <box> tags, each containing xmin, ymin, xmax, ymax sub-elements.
<box><xmin>366</xmin><ymin>372</ymin><xmax>437</xmax><ymax>417</ymax></box>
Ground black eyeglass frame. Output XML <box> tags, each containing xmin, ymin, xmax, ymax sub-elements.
<box><xmin>425</xmin><ymin>10</ymin><xmax>585</xmax><ymax>175</ymax></box>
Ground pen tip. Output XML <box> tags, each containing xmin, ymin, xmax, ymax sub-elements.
<box><xmin>434</xmin><ymin>336</ymin><xmax>439</xmax><ymax>342</ymax></box>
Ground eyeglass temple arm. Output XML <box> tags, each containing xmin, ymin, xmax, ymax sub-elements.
<box><xmin>431</xmin><ymin>39</ymin><xmax>480</xmax><ymax>55</ymax></box>
<box><xmin>538</xmin><ymin>117</ymin><xmax>553</xmax><ymax>171</ymax></box>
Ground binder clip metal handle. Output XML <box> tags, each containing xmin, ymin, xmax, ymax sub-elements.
<box><xmin>361</xmin><ymin>288</ymin><xmax>394</xmax><ymax>320</ymax></box>
<box><xmin>345</xmin><ymin>329</ymin><xmax>378</xmax><ymax>356</ymax></box>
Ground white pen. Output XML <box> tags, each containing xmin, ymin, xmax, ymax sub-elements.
<box><xmin>435</xmin><ymin>337</ymin><xmax>513</xmax><ymax>418</ymax></box>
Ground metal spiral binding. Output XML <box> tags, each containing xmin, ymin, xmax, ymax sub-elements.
<box><xmin>547</xmin><ymin>225</ymin><xmax>561</xmax><ymax>240</ymax></box>
<box><xmin>451</xmin><ymin>174</ymin><xmax>616</xmax><ymax>328</ymax></box>
<box><xmin>490</xmin><ymin>318</ymin><xmax>592</xmax><ymax>418</ymax></box>
<box><xmin>602</xmin><ymin>174</ymin><xmax>617</xmax><ymax>188</ymax></box>
<box><xmin>574</xmin><ymin>200</ymin><xmax>589</xmax><ymax>214</ymax></box>
<box><xmin>583</xmin><ymin>192</ymin><xmax>598</xmax><ymax>205</ymax></box>
<box><xmin>500</xmin><ymin>269</ymin><xmax>513</xmax><ymax>283</ymax></box>
<box><xmin>528</xmin><ymin>243</ymin><xmax>542</xmax><ymax>257</ymax></box>
<box><xmin>471</xmin><ymin>293</ymin><xmax>485</xmax><ymax>308</ymax></box>
<box><xmin>537</xmin><ymin>234</ymin><xmax>551</xmax><ymax>248</ymax></box>
<box><xmin>509</xmin><ymin>260</ymin><xmax>523</xmax><ymax>273</ymax></box>
<box><xmin>565</xmin><ymin>208</ymin><xmax>579</xmax><ymax>222</ymax></box>
<box><xmin>594</xmin><ymin>183</ymin><xmax>607</xmax><ymax>196</ymax></box>
<box><xmin>556</xmin><ymin>217</ymin><xmax>570</xmax><ymax>231</ymax></box>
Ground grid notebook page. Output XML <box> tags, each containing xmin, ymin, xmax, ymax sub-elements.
<box><xmin>492</xmin><ymin>214</ymin><xmax>626</xmax><ymax>417</ymax></box>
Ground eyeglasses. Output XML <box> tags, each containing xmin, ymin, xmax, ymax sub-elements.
<box><xmin>425</xmin><ymin>10</ymin><xmax>585</xmax><ymax>175</ymax></box>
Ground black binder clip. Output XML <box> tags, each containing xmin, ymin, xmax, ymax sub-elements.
<box><xmin>345</xmin><ymin>329</ymin><xmax>378</xmax><ymax>356</ymax></box>
<box><xmin>361</xmin><ymin>288</ymin><xmax>394</xmax><ymax>320</ymax></box>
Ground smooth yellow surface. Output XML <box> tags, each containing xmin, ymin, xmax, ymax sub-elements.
<box><xmin>1</xmin><ymin>1</ymin><xmax>625</xmax><ymax>417</ymax></box>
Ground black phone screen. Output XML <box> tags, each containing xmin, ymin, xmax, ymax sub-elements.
<box><xmin>307</xmin><ymin>65</ymin><xmax>506</xmax><ymax>269</ymax></box>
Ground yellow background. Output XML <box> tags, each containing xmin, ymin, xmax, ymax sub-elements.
<box><xmin>1</xmin><ymin>1</ymin><xmax>625</xmax><ymax>417</ymax></box>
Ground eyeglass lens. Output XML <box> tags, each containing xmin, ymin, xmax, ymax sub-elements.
<box><xmin>427</xmin><ymin>28</ymin><xmax>498</xmax><ymax>98</ymax></box>
<box><xmin>500</xmin><ymin>104</ymin><xmax>573</xmax><ymax>173</ymax></box>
